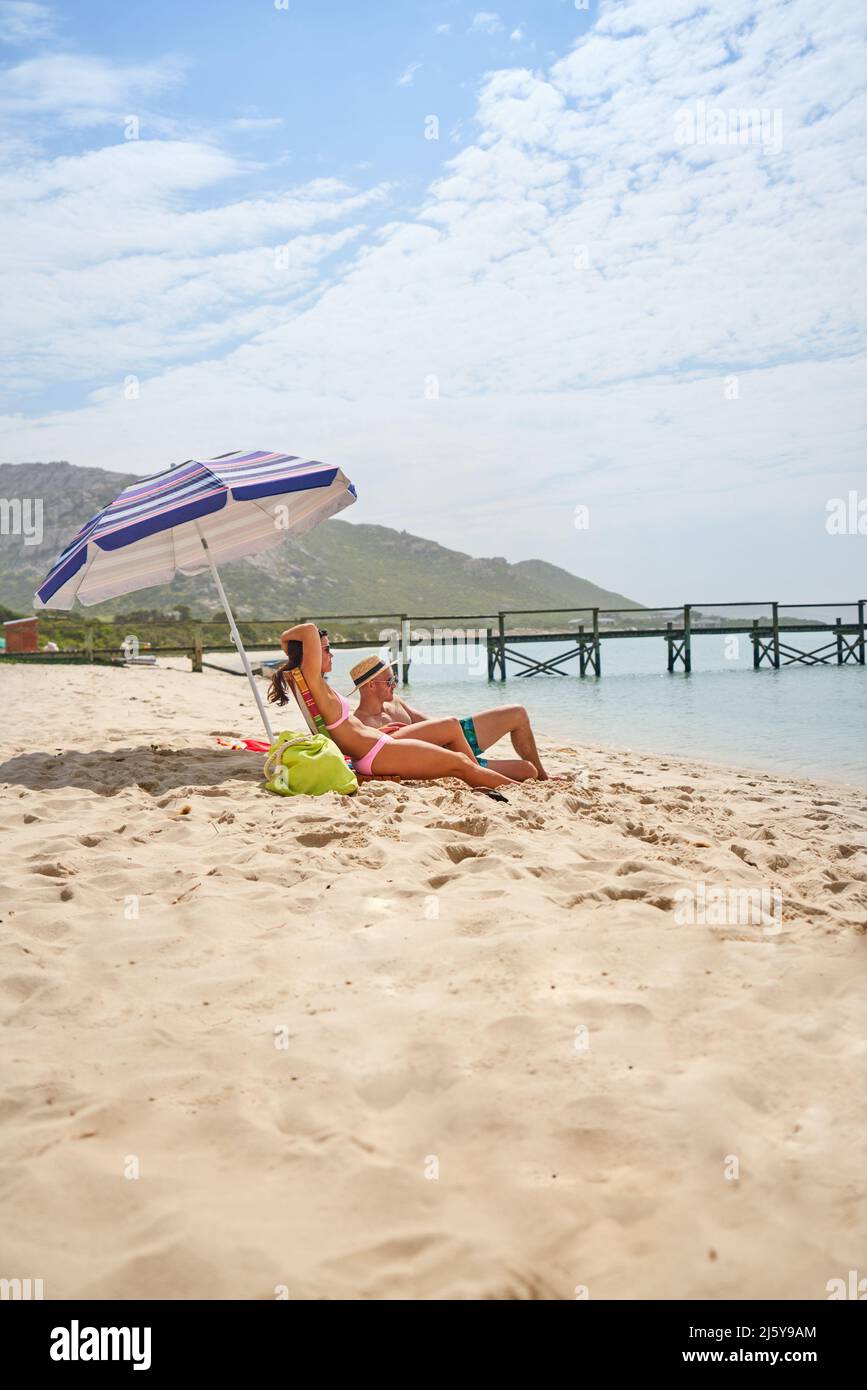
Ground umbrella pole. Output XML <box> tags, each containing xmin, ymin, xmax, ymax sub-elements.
<box><xmin>195</xmin><ymin>526</ymin><xmax>274</xmax><ymax>744</ymax></box>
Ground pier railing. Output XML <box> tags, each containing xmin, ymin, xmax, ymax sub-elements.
<box><xmin>4</xmin><ymin>600</ymin><xmax>864</xmax><ymax>680</ymax></box>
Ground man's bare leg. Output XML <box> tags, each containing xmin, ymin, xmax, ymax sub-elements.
<box><xmin>390</xmin><ymin>718</ymin><xmax>537</xmax><ymax>779</ymax></box>
<box><xmin>470</xmin><ymin>706</ymin><xmax>549</xmax><ymax>779</ymax></box>
<box><xmin>370</xmin><ymin>739</ymin><xmax>517</xmax><ymax>790</ymax></box>
<box><xmin>390</xmin><ymin>717</ymin><xmax>477</xmax><ymax>759</ymax></box>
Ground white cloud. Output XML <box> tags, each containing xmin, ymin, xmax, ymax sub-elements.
<box><xmin>0</xmin><ymin>138</ymin><xmax>389</xmax><ymax>382</ymax></box>
<box><xmin>435</xmin><ymin>23</ymin><xmax>450</xmax><ymax>36</ymax></box>
<box><xmin>0</xmin><ymin>51</ymin><xmax>187</xmax><ymax>128</ymax></box>
<box><xmin>0</xmin><ymin>0</ymin><xmax>54</xmax><ymax>45</ymax></box>
<box><xmin>228</xmin><ymin>116</ymin><xmax>284</xmax><ymax>132</ymax></box>
<box><xmin>510</xmin><ymin>26</ymin><xmax>525</xmax><ymax>43</ymax></box>
<box><xmin>0</xmin><ymin>146</ymin><xmax>385</xmax><ymax>261</ymax></box>
<box><xmin>470</xmin><ymin>12</ymin><xmax>503</xmax><ymax>36</ymax></box>
<box><xmin>397</xmin><ymin>61</ymin><xmax>421</xmax><ymax>87</ymax></box>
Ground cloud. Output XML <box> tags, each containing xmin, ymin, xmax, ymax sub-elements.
<box><xmin>470</xmin><ymin>13</ymin><xmax>503</xmax><ymax>35</ymax></box>
<box><xmin>397</xmin><ymin>61</ymin><xmax>421</xmax><ymax>87</ymax></box>
<box><xmin>0</xmin><ymin>1</ymin><xmax>55</xmax><ymax>45</ymax></box>
<box><xmin>228</xmin><ymin>116</ymin><xmax>284</xmax><ymax>132</ymax></box>
<box><xmin>0</xmin><ymin>51</ymin><xmax>187</xmax><ymax>128</ymax></box>
<box><xmin>510</xmin><ymin>26</ymin><xmax>525</xmax><ymax>42</ymax></box>
<box><xmin>1</xmin><ymin>0</ymin><xmax>865</xmax><ymax>600</ymax></box>
<box><xmin>435</xmin><ymin>23</ymin><xmax>450</xmax><ymax>36</ymax></box>
<box><xmin>0</xmin><ymin>137</ymin><xmax>390</xmax><ymax>383</ymax></box>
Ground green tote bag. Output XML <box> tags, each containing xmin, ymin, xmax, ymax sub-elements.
<box><xmin>263</xmin><ymin>730</ymin><xmax>358</xmax><ymax>797</ymax></box>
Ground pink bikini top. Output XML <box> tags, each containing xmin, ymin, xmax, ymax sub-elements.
<box><xmin>324</xmin><ymin>691</ymin><xmax>352</xmax><ymax>730</ymax></box>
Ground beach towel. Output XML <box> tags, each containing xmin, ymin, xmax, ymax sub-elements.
<box><xmin>263</xmin><ymin>729</ymin><xmax>358</xmax><ymax>797</ymax></box>
<box><xmin>216</xmin><ymin>735</ymin><xmax>271</xmax><ymax>753</ymax></box>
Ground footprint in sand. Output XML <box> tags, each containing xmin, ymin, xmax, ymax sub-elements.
<box><xmin>763</xmin><ymin>853</ymin><xmax>790</xmax><ymax>871</ymax></box>
<box><xmin>429</xmin><ymin>815</ymin><xmax>491</xmax><ymax>837</ymax></box>
<box><xmin>0</xmin><ymin>971</ymin><xmax>48</xmax><ymax>1003</ymax></box>
<box><xmin>598</xmin><ymin>885</ymin><xmax>663</xmax><ymax>905</ymax></box>
<box><xmin>295</xmin><ymin>829</ymin><xmax>354</xmax><ymax>848</ymax></box>
<box><xmin>615</xmin><ymin>860</ymin><xmax>656</xmax><ymax>875</ymax></box>
<box><xmin>30</xmin><ymin>861</ymin><xmax>76</xmax><ymax>878</ymax></box>
<box><xmin>444</xmin><ymin>843</ymin><xmax>488</xmax><ymax>864</ymax></box>
<box><xmin>427</xmin><ymin>872</ymin><xmax>455</xmax><ymax>889</ymax></box>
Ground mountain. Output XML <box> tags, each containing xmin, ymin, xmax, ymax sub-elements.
<box><xmin>0</xmin><ymin>461</ymin><xmax>641</xmax><ymax>624</ymax></box>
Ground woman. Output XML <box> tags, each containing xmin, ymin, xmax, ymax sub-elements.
<box><xmin>270</xmin><ymin>623</ymin><xmax>519</xmax><ymax>794</ymax></box>
<box><xmin>348</xmin><ymin>654</ymin><xmax>542</xmax><ymax>780</ymax></box>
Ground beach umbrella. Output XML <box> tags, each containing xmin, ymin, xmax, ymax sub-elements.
<box><xmin>33</xmin><ymin>449</ymin><xmax>357</xmax><ymax>742</ymax></box>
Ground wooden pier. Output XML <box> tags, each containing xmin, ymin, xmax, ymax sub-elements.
<box><xmin>8</xmin><ymin>601</ymin><xmax>864</xmax><ymax>683</ymax></box>
<box><xmin>384</xmin><ymin>602</ymin><xmax>866</xmax><ymax>682</ymax></box>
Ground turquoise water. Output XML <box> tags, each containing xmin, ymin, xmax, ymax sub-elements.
<box><xmin>317</xmin><ymin>634</ymin><xmax>867</xmax><ymax>787</ymax></box>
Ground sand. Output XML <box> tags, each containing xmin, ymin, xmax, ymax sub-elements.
<box><xmin>0</xmin><ymin>660</ymin><xmax>865</xmax><ymax>1300</ymax></box>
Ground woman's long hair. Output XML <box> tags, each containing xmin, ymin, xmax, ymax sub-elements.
<box><xmin>267</xmin><ymin>639</ymin><xmax>304</xmax><ymax>707</ymax></box>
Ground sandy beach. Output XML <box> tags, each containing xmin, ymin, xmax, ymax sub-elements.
<box><xmin>1</xmin><ymin>660</ymin><xmax>865</xmax><ymax>1301</ymax></box>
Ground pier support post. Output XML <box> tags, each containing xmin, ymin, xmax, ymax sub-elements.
<box><xmin>752</xmin><ymin>613</ymin><xmax>782</xmax><ymax>669</ymax></box>
<box><xmin>835</xmin><ymin>617</ymin><xmax>844</xmax><ymax>665</ymax></box>
<box><xmin>400</xmin><ymin>615</ymin><xmax>410</xmax><ymax>685</ymax></box>
<box><xmin>497</xmin><ymin>612</ymin><xmax>506</xmax><ymax>680</ymax></box>
<box><xmin>193</xmin><ymin>626</ymin><xmax>203</xmax><ymax>672</ymax></box>
<box><xmin>665</xmin><ymin>612</ymin><xmax>690</xmax><ymax>673</ymax></box>
<box><xmin>578</xmin><ymin>623</ymin><xmax>587</xmax><ymax>677</ymax></box>
<box><xmin>858</xmin><ymin>601</ymin><xmax>866</xmax><ymax>665</ymax></box>
<box><xmin>590</xmin><ymin>608</ymin><xmax>601</xmax><ymax>675</ymax></box>
<box><xmin>84</xmin><ymin>624</ymin><xmax>94</xmax><ymax>663</ymax></box>
<box><xmin>486</xmin><ymin>628</ymin><xmax>495</xmax><ymax>681</ymax></box>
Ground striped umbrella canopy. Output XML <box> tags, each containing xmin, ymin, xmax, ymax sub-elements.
<box><xmin>34</xmin><ymin>449</ymin><xmax>358</xmax><ymax>740</ymax></box>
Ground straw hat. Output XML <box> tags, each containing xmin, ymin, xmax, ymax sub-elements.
<box><xmin>350</xmin><ymin>654</ymin><xmax>391</xmax><ymax>689</ymax></box>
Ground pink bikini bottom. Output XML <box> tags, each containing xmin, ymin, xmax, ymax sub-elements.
<box><xmin>353</xmin><ymin>733</ymin><xmax>394</xmax><ymax>777</ymax></box>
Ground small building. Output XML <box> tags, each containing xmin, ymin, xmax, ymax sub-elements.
<box><xmin>3</xmin><ymin>617</ymin><xmax>38</xmax><ymax>653</ymax></box>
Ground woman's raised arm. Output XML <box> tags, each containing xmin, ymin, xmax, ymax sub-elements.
<box><xmin>281</xmin><ymin>622</ymin><xmax>340</xmax><ymax>721</ymax></box>
<box><xmin>280</xmin><ymin>622</ymin><xmax>317</xmax><ymax>655</ymax></box>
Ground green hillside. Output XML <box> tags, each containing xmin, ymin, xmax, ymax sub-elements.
<box><xmin>0</xmin><ymin>462</ymin><xmax>641</xmax><ymax>638</ymax></box>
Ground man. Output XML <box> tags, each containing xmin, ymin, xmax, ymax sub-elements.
<box><xmin>348</xmin><ymin>653</ymin><xmax>549</xmax><ymax>780</ymax></box>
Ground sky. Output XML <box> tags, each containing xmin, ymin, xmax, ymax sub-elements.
<box><xmin>0</xmin><ymin>0</ymin><xmax>865</xmax><ymax>605</ymax></box>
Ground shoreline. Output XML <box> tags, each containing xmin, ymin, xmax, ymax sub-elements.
<box><xmin>1</xmin><ymin>663</ymin><xmax>865</xmax><ymax>1298</ymax></box>
<box><xmin>562</xmin><ymin>736</ymin><xmax>867</xmax><ymax>797</ymax></box>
